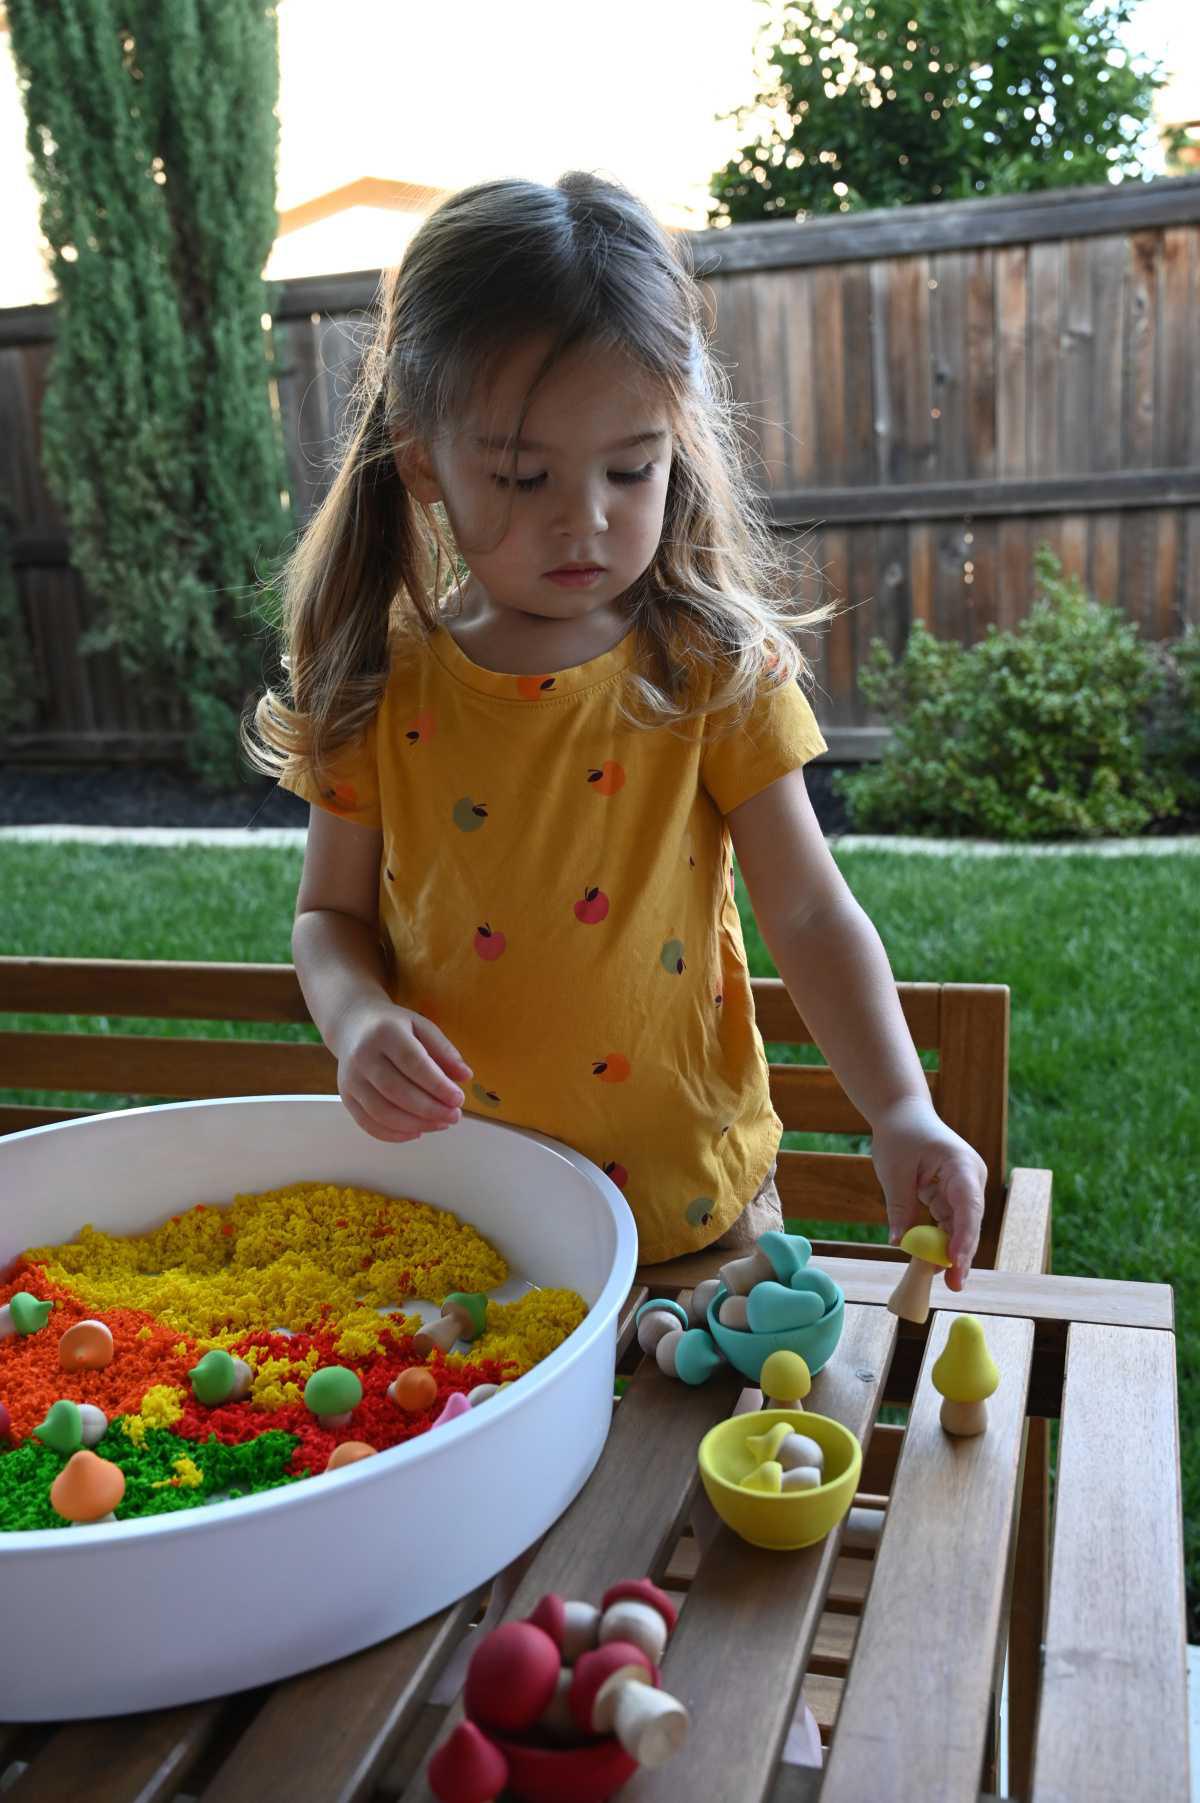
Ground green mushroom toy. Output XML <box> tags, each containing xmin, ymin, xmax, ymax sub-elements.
<box><xmin>188</xmin><ymin>1348</ymin><xmax>254</xmax><ymax>1407</ymax></box>
<box><xmin>34</xmin><ymin>1398</ymin><xmax>108</xmax><ymax>1456</ymax></box>
<box><xmin>0</xmin><ymin>1291</ymin><xmax>54</xmax><ymax>1339</ymax></box>
<box><xmin>304</xmin><ymin>1365</ymin><xmax>363</xmax><ymax>1427</ymax></box>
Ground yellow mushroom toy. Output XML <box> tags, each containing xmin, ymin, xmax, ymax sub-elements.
<box><xmin>931</xmin><ymin>1315</ymin><xmax>999</xmax><ymax>1436</ymax></box>
<box><xmin>887</xmin><ymin>1225</ymin><xmax>953</xmax><ymax>1324</ymax></box>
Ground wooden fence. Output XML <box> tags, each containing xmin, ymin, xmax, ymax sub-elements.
<box><xmin>3</xmin><ymin>173</ymin><xmax>1200</xmax><ymax>763</ymax></box>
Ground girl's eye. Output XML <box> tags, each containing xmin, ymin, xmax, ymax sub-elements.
<box><xmin>492</xmin><ymin>472</ymin><xmax>547</xmax><ymax>492</ymax></box>
<box><xmin>609</xmin><ymin>462</ymin><xmax>656</xmax><ymax>485</ymax></box>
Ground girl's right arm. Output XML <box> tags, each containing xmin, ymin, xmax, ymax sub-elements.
<box><xmin>293</xmin><ymin>806</ymin><xmax>473</xmax><ymax>1143</ymax></box>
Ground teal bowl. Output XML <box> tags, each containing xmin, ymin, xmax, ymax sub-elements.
<box><xmin>707</xmin><ymin>1281</ymin><xmax>845</xmax><ymax>1382</ymax></box>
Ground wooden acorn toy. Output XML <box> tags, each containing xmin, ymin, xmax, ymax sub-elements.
<box><xmin>756</xmin><ymin>1229</ymin><xmax>813</xmax><ymax>1284</ymax></box>
<box><xmin>788</xmin><ymin>1265</ymin><xmax>841</xmax><ymax>1311</ymax></box>
<box><xmin>686</xmin><ymin>1278</ymin><xmax>721</xmax><ymax>1327</ymax></box>
<box><xmin>745</xmin><ymin>1281</ymin><xmax>825</xmax><ymax>1334</ymax></box>
<box><xmin>760</xmin><ymin>1349</ymin><xmax>812</xmax><ymax>1410</ymax></box>
<box><xmin>413</xmin><ymin>1292</ymin><xmax>489</xmax><ymax>1356</ymax></box>
<box><xmin>188</xmin><ymin>1348</ymin><xmax>253</xmax><ymax>1406</ymax></box>
<box><xmin>388</xmin><ymin>1365</ymin><xmax>438</xmax><ymax>1412</ymax></box>
<box><xmin>718</xmin><ymin>1245</ymin><xmax>774</xmax><ymax>1296</ymax></box>
<box><xmin>887</xmin><ymin>1224</ymin><xmax>953</xmax><ymax>1324</ymax></box>
<box><xmin>634</xmin><ymin>1298</ymin><xmax>688</xmax><ymax>1354</ymax></box>
<box><xmin>0</xmin><ymin>1291</ymin><xmax>53</xmax><ymax>1338</ymax></box>
<box><xmin>34</xmin><ymin>1398</ymin><xmax>107</xmax><ymax>1456</ymax></box>
<box><xmin>58</xmin><ymin>1318</ymin><xmax>114</xmax><ymax>1372</ymax></box>
<box><xmin>654</xmin><ymin>1324</ymin><xmax>724</xmax><ymax>1385</ymax></box>
<box><xmin>931</xmin><ymin>1314</ymin><xmax>1000</xmax><ymax>1436</ymax></box>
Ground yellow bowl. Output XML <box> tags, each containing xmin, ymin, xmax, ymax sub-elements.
<box><xmin>697</xmin><ymin>1410</ymin><xmax>862</xmax><ymax>1551</ymax></box>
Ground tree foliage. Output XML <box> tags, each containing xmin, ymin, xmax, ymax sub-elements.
<box><xmin>712</xmin><ymin>0</ymin><xmax>1173</xmax><ymax>223</ymax></box>
<box><xmin>7</xmin><ymin>0</ymin><xmax>293</xmax><ymax>781</ymax></box>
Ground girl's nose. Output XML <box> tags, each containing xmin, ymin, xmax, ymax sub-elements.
<box><xmin>552</xmin><ymin>482</ymin><xmax>607</xmax><ymax>537</ymax></box>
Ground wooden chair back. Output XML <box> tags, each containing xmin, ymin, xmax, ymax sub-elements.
<box><xmin>0</xmin><ymin>959</ymin><xmax>1010</xmax><ymax>1266</ymax></box>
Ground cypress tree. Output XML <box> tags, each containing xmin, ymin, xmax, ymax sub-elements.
<box><xmin>8</xmin><ymin>1</ymin><xmax>293</xmax><ymax>781</ymax></box>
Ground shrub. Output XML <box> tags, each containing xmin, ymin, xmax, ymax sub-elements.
<box><xmin>837</xmin><ymin>547</ymin><xmax>1180</xmax><ymax>840</ymax></box>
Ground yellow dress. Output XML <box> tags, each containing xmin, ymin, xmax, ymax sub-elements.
<box><xmin>282</xmin><ymin>624</ymin><xmax>826</xmax><ymax>1262</ymax></box>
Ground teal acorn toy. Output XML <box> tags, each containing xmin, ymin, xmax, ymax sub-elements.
<box><xmin>746</xmin><ymin>1281</ymin><xmax>825</xmax><ymax>1335</ymax></box>
<box><xmin>188</xmin><ymin>1348</ymin><xmax>254</xmax><ymax>1407</ymax></box>
<box><xmin>34</xmin><ymin>1398</ymin><xmax>108</xmax><ymax>1456</ymax></box>
<box><xmin>0</xmin><ymin>1292</ymin><xmax>54</xmax><ymax>1339</ymax></box>
<box><xmin>304</xmin><ymin>1365</ymin><xmax>364</xmax><ymax>1428</ymax></box>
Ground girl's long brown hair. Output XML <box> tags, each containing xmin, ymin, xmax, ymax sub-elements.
<box><xmin>248</xmin><ymin>172</ymin><xmax>829</xmax><ymax>780</ymax></box>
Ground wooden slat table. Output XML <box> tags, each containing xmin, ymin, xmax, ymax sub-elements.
<box><xmin>1</xmin><ymin>1264</ymin><xmax>1188</xmax><ymax>1803</ymax></box>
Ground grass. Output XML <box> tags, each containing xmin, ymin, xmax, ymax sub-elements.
<box><xmin>2</xmin><ymin>840</ymin><xmax>1197</xmax><ymax>1620</ymax></box>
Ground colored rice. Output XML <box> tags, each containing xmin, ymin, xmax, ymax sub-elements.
<box><xmin>0</xmin><ymin>1183</ymin><xmax>586</xmax><ymax>1531</ymax></box>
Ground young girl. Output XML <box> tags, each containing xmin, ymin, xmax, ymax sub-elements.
<box><xmin>252</xmin><ymin>171</ymin><xmax>985</xmax><ymax>1280</ymax></box>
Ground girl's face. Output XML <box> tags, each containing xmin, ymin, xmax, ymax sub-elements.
<box><xmin>414</xmin><ymin>338</ymin><xmax>674</xmax><ymax>623</ymax></box>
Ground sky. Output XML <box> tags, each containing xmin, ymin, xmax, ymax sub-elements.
<box><xmin>1</xmin><ymin>0</ymin><xmax>1197</xmax><ymax>308</ymax></box>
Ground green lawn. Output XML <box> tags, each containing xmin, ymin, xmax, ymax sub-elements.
<box><xmin>2</xmin><ymin>840</ymin><xmax>1197</xmax><ymax>1622</ymax></box>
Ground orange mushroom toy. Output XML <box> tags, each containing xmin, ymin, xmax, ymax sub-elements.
<box><xmin>50</xmin><ymin>1450</ymin><xmax>125</xmax><ymax>1525</ymax></box>
<box><xmin>58</xmin><ymin>1319</ymin><xmax>114</xmax><ymax>1372</ymax></box>
<box><xmin>325</xmin><ymin>1440</ymin><xmax>377</xmax><ymax>1471</ymax></box>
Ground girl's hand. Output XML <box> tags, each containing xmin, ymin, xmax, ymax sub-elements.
<box><xmin>333</xmin><ymin>1000</ymin><xmax>474</xmax><ymax>1144</ymax></box>
<box><xmin>870</xmin><ymin>1096</ymin><xmax>987</xmax><ymax>1290</ymax></box>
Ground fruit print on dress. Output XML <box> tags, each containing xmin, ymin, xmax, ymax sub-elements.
<box><xmin>404</xmin><ymin>711</ymin><xmax>435</xmax><ymax>745</ymax></box>
<box><xmin>474</xmin><ymin>924</ymin><xmax>506</xmax><ymax>961</ymax></box>
<box><xmin>452</xmin><ymin>797</ymin><xmax>488</xmax><ymax>832</ymax></box>
<box><xmin>320</xmin><ymin>781</ymin><xmax>358</xmax><ymax>812</ymax></box>
<box><xmin>685</xmin><ymin>1197</ymin><xmax>715</xmax><ymax>1229</ymax></box>
<box><xmin>660</xmin><ymin>938</ymin><xmax>685</xmax><ymax>975</ymax></box>
<box><xmin>471</xmin><ymin>1083</ymin><xmax>502</xmax><ymax>1109</ymax></box>
<box><xmin>574</xmin><ymin>886</ymin><xmax>609</xmax><ymax>924</ymax></box>
<box><xmin>516</xmin><ymin>675</ymin><xmax>557</xmax><ymax>699</ymax></box>
<box><xmin>592</xmin><ymin>1054</ymin><xmax>631</xmax><ymax>1083</ymax></box>
<box><xmin>586</xmin><ymin>761</ymin><xmax>626</xmax><ymax>796</ymax></box>
<box><xmin>603</xmin><ymin>1160</ymin><xmax>629</xmax><ymax>1190</ymax></box>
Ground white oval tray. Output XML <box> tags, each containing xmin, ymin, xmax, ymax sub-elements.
<box><xmin>0</xmin><ymin>1097</ymin><xmax>637</xmax><ymax>1719</ymax></box>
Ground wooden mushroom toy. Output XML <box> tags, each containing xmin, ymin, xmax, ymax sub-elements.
<box><xmin>463</xmin><ymin>1620</ymin><xmax>560</xmax><ymax>1735</ymax></box>
<box><xmin>528</xmin><ymin>1592</ymin><xmax>601</xmax><ymax>1663</ymax></box>
<box><xmin>58</xmin><ymin>1318</ymin><xmax>114</xmax><ymax>1372</ymax></box>
<box><xmin>634</xmin><ymin>1298</ymin><xmax>688</xmax><ymax>1354</ymax></box>
<box><xmin>50</xmin><ymin>1449</ymin><xmax>125</xmax><ymax>1524</ymax></box>
<box><xmin>887</xmin><ymin>1224</ymin><xmax>953</xmax><ymax>1324</ymax></box>
<box><xmin>303</xmin><ymin>1365</ymin><xmax>363</xmax><ymax>1429</ymax></box>
<box><xmin>931</xmin><ymin>1314</ymin><xmax>1000</xmax><ymax>1435</ymax></box>
<box><xmin>760</xmin><ymin>1349</ymin><xmax>811</xmax><ymax>1411</ymax></box>
<box><xmin>598</xmin><ymin>1579</ymin><xmax>677</xmax><ymax>1666</ymax></box>
<box><xmin>413</xmin><ymin>1292</ymin><xmax>489</xmax><ymax>1357</ymax></box>
<box><xmin>569</xmin><ymin>1641</ymin><xmax>688</xmax><ymax>1768</ymax></box>
<box><xmin>746</xmin><ymin>1281</ymin><xmax>824</xmax><ymax>1334</ymax></box>
<box><xmin>325</xmin><ymin>1440</ymin><xmax>377</xmax><ymax>1471</ymax></box>
<box><xmin>428</xmin><ymin>1719</ymin><xmax>508</xmax><ymax>1803</ymax></box>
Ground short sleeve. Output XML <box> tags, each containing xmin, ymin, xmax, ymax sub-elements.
<box><xmin>701</xmin><ymin>680</ymin><xmax>827</xmax><ymax>817</ymax></box>
<box><xmin>278</xmin><ymin>715</ymin><xmax>383</xmax><ymax>830</ymax></box>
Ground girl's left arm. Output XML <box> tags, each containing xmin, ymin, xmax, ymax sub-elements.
<box><xmin>727</xmin><ymin>766</ymin><xmax>986</xmax><ymax>1288</ymax></box>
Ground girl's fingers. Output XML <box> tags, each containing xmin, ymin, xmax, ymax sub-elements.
<box><xmin>349</xmin><ymin>1073</ymin><xmax>456</xmax><ymax>1138</ymax></box>
<box><xmin>941</xmin><ymin>1163</ymin><xmax>985</xmax><ymax>1286</ymax></box>
<box><xmin>340</xmin><ymin>1091</ymin><xmax>424</xmax><ymax>1144</ymax></box>
<box><xmin>369</xmin><ymin>1048</ymin><xmax>463</xmax><ymax>1122</ymax></box>
<box><xmin>410</xmin><ymin>1016</ymin><xmax>474</xmax><ymax>1088</ymax></box>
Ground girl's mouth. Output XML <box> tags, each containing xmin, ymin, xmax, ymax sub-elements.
<box><xmin>544</xmin><ymin>566</ymin><xmax>606</xmax><ymax>587</ymax></box>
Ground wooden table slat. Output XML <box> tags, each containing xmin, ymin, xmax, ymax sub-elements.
<box><xmin>199</xmin><ymin>1597</ymin><xmax>478</xmax><ymax>1803</ymax></box>
<box><xmin>623</xmin><ymin>1304</ymin><xmax>898</xmax><ymax>1801</ymax></box>
<box><xmin>1030</xmin><ymin>1323</ymin><xmax>1190</xmax><ymax>1803</ymax></box>
<box><xmin>399</xmin><ymin>1318</ymin><xmax>744</xmax><ymax>1800</ymax></box>
<box><xmin>9</xmin><ymin>1700</ymin><xmax>227</xmax><ymax>1803</ymax></box>
<box><xmin>820</xmin><ymin>1311</ymin><xmax>1035</xmax><ymax>1803</ymax></box>
<box><xmin>636</xmin><ymin>1255</ymin><xmax>1173</xmax><ymax>1334</ymax></box>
